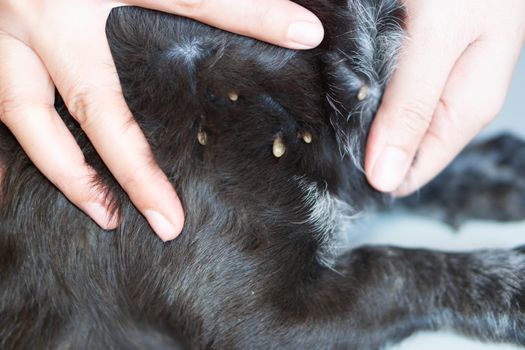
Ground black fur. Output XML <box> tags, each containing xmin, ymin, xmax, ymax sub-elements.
<box><xmin>1</xmin><ymin>1</ymin><xmax>525</xmax><ymax>349</ymax></box>
<box><xmin>400</xmin><ymin>133</ymin><xmax>525</xmax><ymax>228</ymax></box>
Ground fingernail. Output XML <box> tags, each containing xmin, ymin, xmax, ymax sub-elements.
<box><xmin>371</xmin><ymin>146</ymin><xmax>411</xmax><ymax>192</ymax></box>
<box><xmin>144</xmin><ymin>210</ymin><xmax>179</xmax><ymax>242</ymax></box>
<box><xmin>287</xmin><ymin>21</ymin><xmax>324</xmax><ymax>48</ymax></box>
<box><xmin>84</xmin><ymin>202</ymin><xmax>118</xmax><ymax>230</ymax></box>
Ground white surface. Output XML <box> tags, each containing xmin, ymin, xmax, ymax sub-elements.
<box><xmin>354</xmin><ymin>48</ymin><xmax>525</xmax><ymax>349</ymax></box>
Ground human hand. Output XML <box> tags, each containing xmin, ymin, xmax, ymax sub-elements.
<box><xmin>365</xmin><ymin>0</ymin><xmax>525</xmax><ymax>196</ymax></box>
<box><xmin>0</xmin><ymin>0</ymin><xmax>323</xmax><ymax>241</ymax></box>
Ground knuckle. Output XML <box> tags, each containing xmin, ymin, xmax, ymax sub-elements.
<box><xmin>66</xmin><ymin>89</ymin><xmax>94</xmax><ymax>125</ymax></box>
<box><xmin>0</xmin><ymin>92</ymin><xmax>56</xmax><ymax>129</ymax></box>
<box><xmin>0</xmin><ymin>94</ymin><xmax>43</xmax><ymax>127</ymax></box>
<box><xmin>393</xmin><ymin>102</ymin><xmax>434</xmax><ymax>135</ymax></box>
<box><xmin>0</xmin><ymin>86</ymin><xmax>23</xmax><ymax>119</ymax></box>
<box><xmin>0</xmin><ymin>96</ymin><xmax>23</xmax><ymax>120</ymax></box>
<box><xmin>65</xmin><ymin>88</ymin><xmax>131</xmax><ymax>131</ymax></box>
<box><xmin>435</xmin><ymin>98</ymin><xmax>460</xmax><ymax>126</ymax></box>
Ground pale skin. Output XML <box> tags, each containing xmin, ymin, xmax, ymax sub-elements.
<box><xmin>0</xmin><ymin>0</ymin><xmax>523</xmax><ymax>241</ymax></box>
<box><xmin>365</xmin><ymin>0</ymin><xmax>525</xmax><ymax>196</ymax></box>
<box><xmin>0</xmin><ymin>0</ymin><xmax>324</xmax><ymax>241</ymax></box>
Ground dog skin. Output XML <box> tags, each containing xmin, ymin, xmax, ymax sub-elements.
<box><xmin>1</xmin><ymin>0</ymin><xmax>525</xmax><ymax>349</ymax></box>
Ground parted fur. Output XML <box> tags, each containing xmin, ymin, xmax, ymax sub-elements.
<box><xmin>1</xmin><ymin>1</ymin><xmax>525</xmax><ymax>349</ymax></box>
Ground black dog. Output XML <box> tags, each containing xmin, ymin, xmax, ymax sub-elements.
<box><xmin>1</xmin><ymin>1</ymin><xmax>525</xmax><ymax>349</ymax></box>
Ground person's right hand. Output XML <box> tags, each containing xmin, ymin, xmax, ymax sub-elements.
<box><xmin>365</xmin><ymin>0</ymin><xmax>525</xmax><ymax>196</ymax></box>
<box><xmin>0</xmin><ymin>0</ymin><xmax>324</xmax><ymax>241</ymax></box>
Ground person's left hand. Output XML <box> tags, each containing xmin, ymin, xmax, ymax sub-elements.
<box><xmin>0</xmin><ymin>0</ymin><xmax>324</xmax><ymax>241</ymax></box>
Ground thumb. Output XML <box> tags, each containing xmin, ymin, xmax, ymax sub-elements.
<box><xmin>119</xmin><ymin>0</ymin><xmax>324</xmax><ymax>49</ymax></box>
<box><xmin>365</xmin><ymin>26</ymin><xmax>466</xmax><ymax>192</ymax></box>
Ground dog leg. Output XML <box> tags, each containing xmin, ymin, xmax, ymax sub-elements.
<box><xmin>274</xmin><ymin>245</ymin><xmax>525</xmax><ymax>349</ymax></box>
<box><xmin>399</xmin><ymin>133</ymin><xmax>525</xmax><ymax>228</ymax></box>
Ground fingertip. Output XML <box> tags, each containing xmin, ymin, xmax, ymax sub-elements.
<box><xmin>285</xmin><ymin>19</ymin><xmax>324</xmax><ymax>49</ymax></box>
<box><xmin>144</xmin><ymin>207</ymin><xmax>184</xmax><ymax>242</ymax></box>
<box><xmin>365</xmin><ymin>91</ymin><xmax>436</xmax><ymax>193</ymax></box>
<box><xmin>392</xmin><ymin>182</ymin><xmax>416</xmax><ymax>198</ymax></box>
<box><xmin>124</xmin><ymin>171</ymin><xmax>185</xmax><ymax>241</ymax></box>
<box><xmin>365</xmin><ymin>118</ymin><xmax>414</xmax><ymax>193</ymax></box>
<box><xmin>173</xmin><ymin>200</ymin><xmax>186</xmax><ymax>233</ymax></box>
<box><xmin>367</xmin><ymin>145</ymin><xmax>412</xmax><ymax>193</ymax></box>
<box><xmin>270</xmin><ymin>2</ymin><xmax>324</xmax><ymax>49</ymax></box>
<box><xmin>155</xmin><ymin>0</ymin><xmax>326</xmax><ymax>50</ymax></box>
<box><xmin>167</xmin><ymin>195</ymin><xmax>186</xmax><ymax>240</ymax></box>
<box><xmin>82</xmin><ymin>201</ymin><xmax>120</xmax><ymax>230</ymax></box>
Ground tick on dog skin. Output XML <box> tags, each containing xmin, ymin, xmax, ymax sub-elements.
<box><xmin>228</xmin><ymin>92</ymin><xmax>239</xmax><ymax>102</ymax></box>
<box><xmin>273</xmin><ymin>136</ymin><xmax>286</xmax><ymax>158</ymax></box>
<box><xmin>197</xmin><ymin>131</ymin><xmax>208</xmax><ymax>146</ymax></box>
<box><xmin>302</xmin><ymin>131</ymin><xmax>313</xmax><ymax>144</ymax></box>
<box><xmin>357</xmin><ymin>85</ymin><xmax>369</xmax><ymax>101</ymax></box>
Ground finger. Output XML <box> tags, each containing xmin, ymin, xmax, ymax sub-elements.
<box><xmin>31</xmin><ymin>12</ymin><xmax>184</xmax><ymax>241</ymax></box>
<box><xmin>394</xmin><ymin>36</ymin><xmax>523</xmax><ymax>196</ymax></box>
<box><xmin>120</xmin><ymin>0</ymin><xmax>324</xmax><ymax>49</ymax></box>
<box><xmin>365</xmin><ymin>15</ymin><xmax>469</xmax><ymax>192</ymax></box>
<box><xmin>0</xmin><ymin>34</ymin><xmax>117</xmax><ymax>229</ymax></box>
